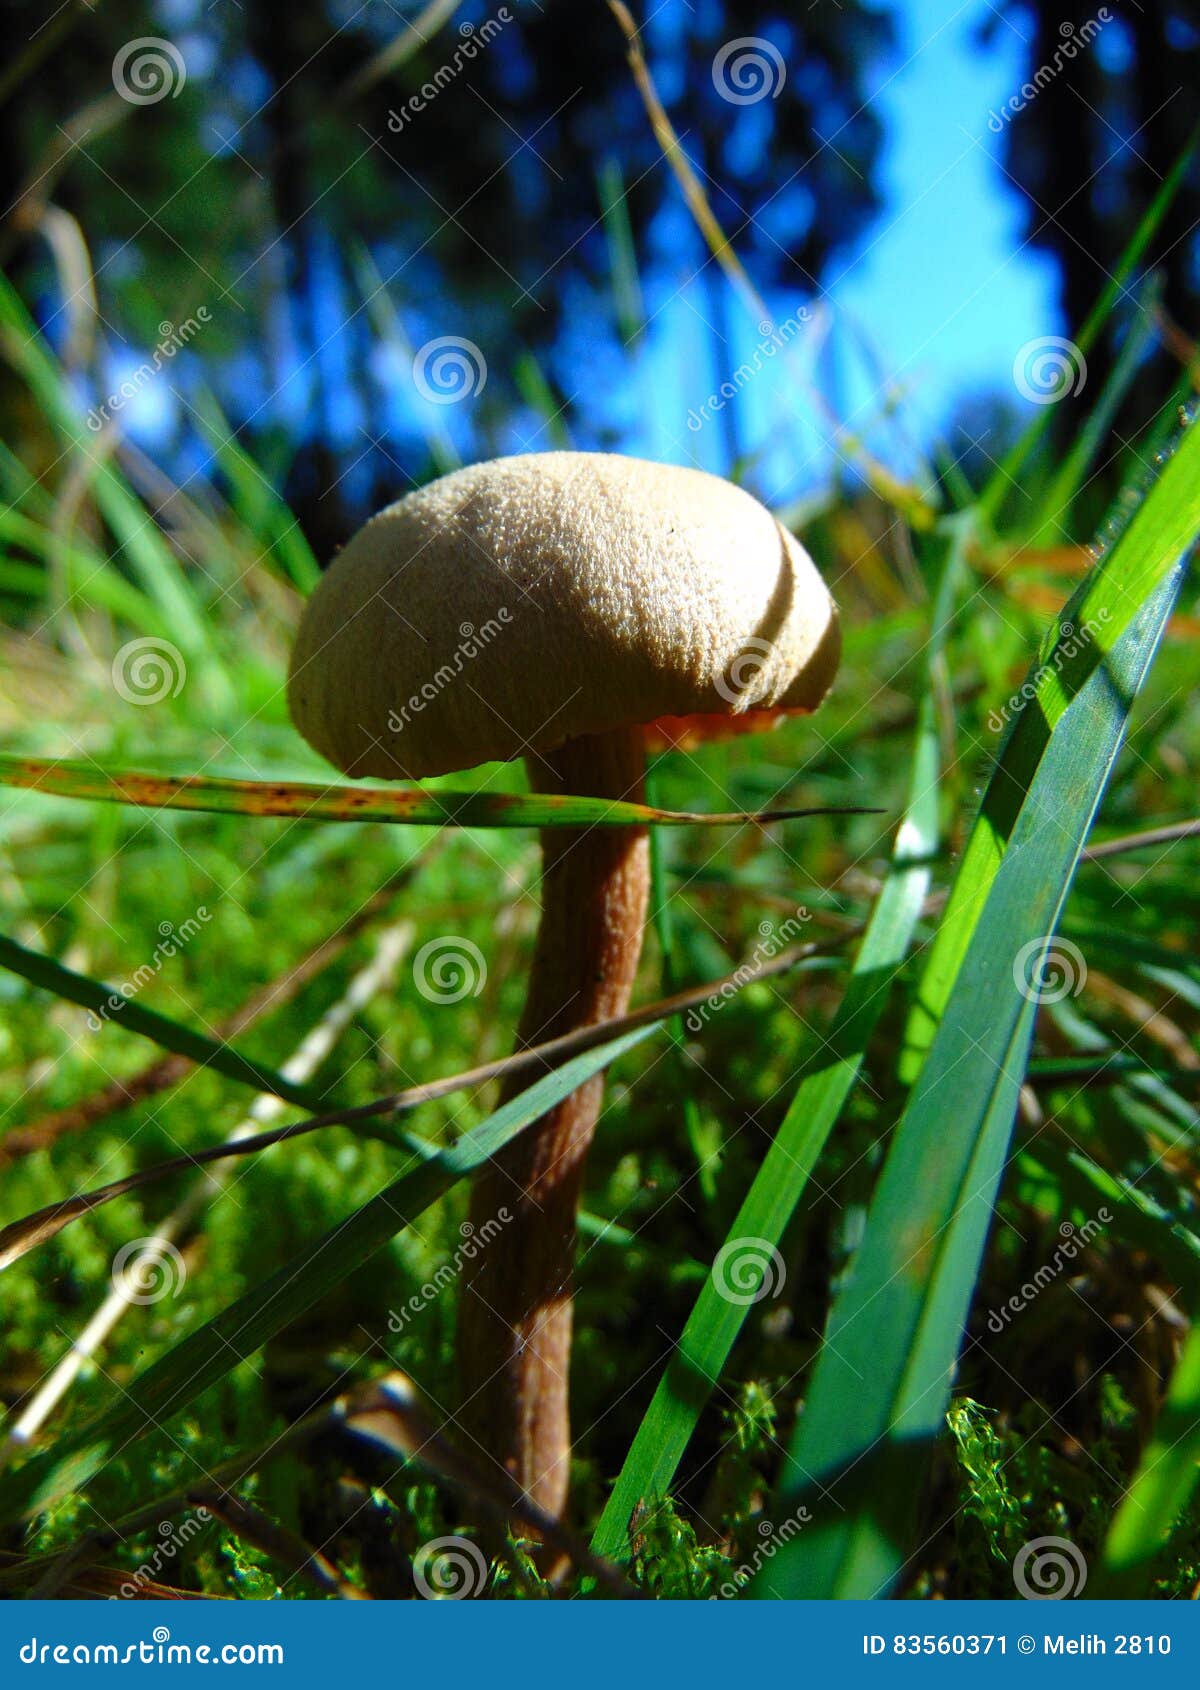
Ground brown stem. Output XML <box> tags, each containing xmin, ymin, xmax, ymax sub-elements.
<box><xmin>456</xmin><ymin>725</ymin><xmax>649</xmax><ymax>1520</ymax></box>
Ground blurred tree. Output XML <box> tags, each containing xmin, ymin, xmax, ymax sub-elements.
<box><xmin>353</xmin><ymin>1</ymin><xmax>894</xmax><ymax>323</ymax></box>
<box><xmin>1</xmin><ymin>0</ymin><xmax>894</xmax><ymax>528</ymax></box>
<box><xmin>984</xmin><ymin>0</ymin><xmax>1199</xmax><ymax>404</ymax></box>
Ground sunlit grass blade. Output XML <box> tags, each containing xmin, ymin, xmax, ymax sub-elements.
<box><xmin>644</xmin><ymin>792</ymin><xmax>713</xmax><ymax>1205</ymax></box>
<box><xmin>0</xmin><ymin>508</ymin><xmax>166</xmax><ymax>627</ymax></box>
<box><xmin>901</xmin><ymin>409</ymin><xmax>1200</xmax><ymax>1084</ymax></box>
<box><xmin>0</xmin><ymin>1025</ymin><xmax>658</xmax><ymax>1527</ymax></box>
<box><xmin>591</xmin><ymin>514</ymin><xmax>971</xmax><ymax>1562</ymax></box>
<box><xmin>0</xmin><ymin>921</ymin><xmax>824</xmax><ymax>1166</ymax></box>
<box><xmin>753</xmin><ymin>557</ymin><xmax>1187</xmax><ymax>1599</ymax></box>
<box><xmin>1095</xmin><ymin>1325</ymin><xmax>1200</xmax><ymax>1595</ymax></box>
<box><xmin>0</xmin><ymin>754</ymin><xmax>878</xmax><ymax>830</ymax></box>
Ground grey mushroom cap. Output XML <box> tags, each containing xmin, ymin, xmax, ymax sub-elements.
<box><xmin>287</xmin><ymin>451</ymin><xmax>841</xmax><ymax>779</ymax></box>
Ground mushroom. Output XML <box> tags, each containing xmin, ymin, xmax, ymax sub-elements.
<box><xmin>287</xmin><ymin>451</ymin><xmax>840</xmax><ymax>1522</ymax></box>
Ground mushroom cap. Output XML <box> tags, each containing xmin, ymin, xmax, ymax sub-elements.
<box><xmin>288</xmin><ymin>452</ymin><xmax>840</xmax><ymax>779</ymax></box>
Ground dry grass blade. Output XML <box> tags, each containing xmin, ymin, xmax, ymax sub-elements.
<box><xmin>0</xmin><ymin>754</ymin><xmax>880</xmax><ymax>830</ymax></box>
<box><xmin>605</xmin><ymin>1</ymin><xmax>934</xmax><ymax>529</ymax></box>
<box><xmin>1082</xmin><ymin>816</ymin><xmax>1200</xmax><ymax>861</ymax></box>
<box><xmin>0</xmin><ymin>933</ymin><xmax>845</xmax><ymax>1273</ymax></box>
<box><xmin>341</xmin><ymin>0</ymin><xmax>467</xmax><ymax>102</ymax></box>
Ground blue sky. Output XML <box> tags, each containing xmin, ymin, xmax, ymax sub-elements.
<box><xmin>831</xmin><ymin>0</ymin><xmax>1060</xmax><ymax>427</ymax></box>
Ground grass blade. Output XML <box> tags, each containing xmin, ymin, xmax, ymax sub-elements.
<box><xmin>0</xmin><ymin>755</ymin><xmax>877</xmax><ymax>831</ymax></box>
<box><xmin>1032</xmin><ymin>272</ymin><xmax>1163</xmax><ymax>545</ymax></box>
<box><xmin>753</xmin><ymin>557</ymin><xmax>1188</xmax><ymax>1599</ymax></box>
<box><xmin>191</xmin><ymin>393</ymin><xmax>320</xmax><ymax>592</ymax></box>
<box><xmin>0</xmin><ymin>271</ymin><xmax>215</xmax><ymax>659</ymax></box>
<box><xmin>1026</xmin><ymin>1143</ymin><xmax>1200</xmax><ymax>1300</ymax></box>
<box><xmin>901</xmin><ymin>410</ymin><xmax>1200</xmax><ymax>1083</ymax></box>
<box><xmin>0</xmin><ymin>1025</ymin><xmax>659</xmax><ymax>1526</ymax></box>
<box><xmin>0</xmin><ymin>931</ymin><xmax>324</xmax><ymax>1112</ymax></box>
<box><xmin>1096</xmin><ymin>1325</ymin><xmax>1200</xmax><ymax>1595</ymax></box>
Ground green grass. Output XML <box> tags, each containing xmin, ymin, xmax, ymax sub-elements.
<box><xmin>2</xmin><ymin>187</ymin><xmax>1200</xmax><ymax>1602</ymax></box>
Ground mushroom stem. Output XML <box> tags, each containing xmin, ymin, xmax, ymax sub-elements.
<box><xmin>457</xmin><ymin>724</ymin><xmax>649</xmax><ymax>1520</ymax></box>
